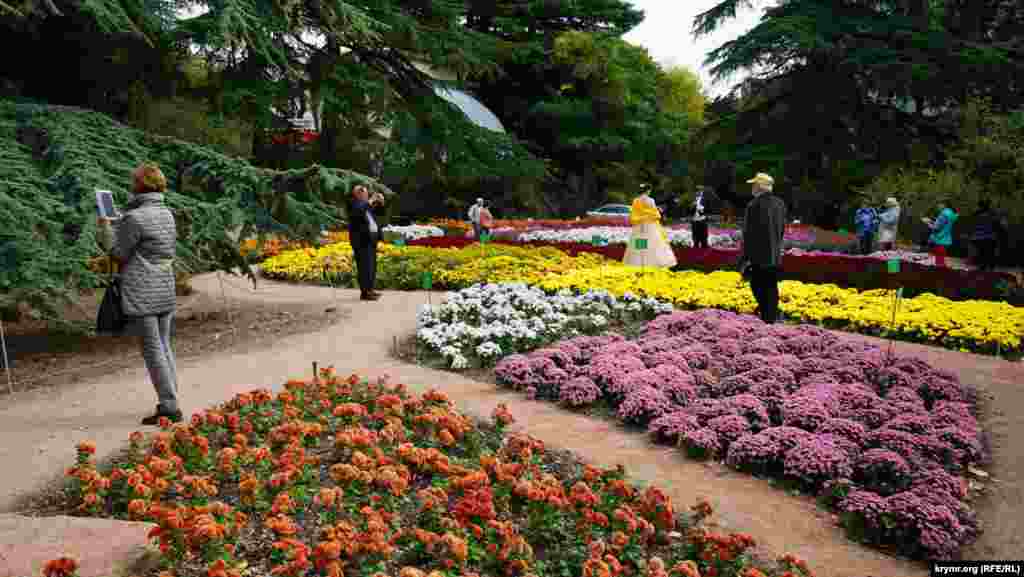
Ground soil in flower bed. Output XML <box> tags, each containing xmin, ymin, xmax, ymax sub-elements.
<box><xmin>38</xmin><ymin>371</ymin><xmax>805</xmax><ymax>577</ymax></box>
<box><xmin>0</xmin><ymin>285</ymin><xmax>347</xmax><ymax>399</ymax></box>
<box><xmin>484</xmin><ymin>310</ymin><xmax>990</xmax><ymax>560</ymax></box>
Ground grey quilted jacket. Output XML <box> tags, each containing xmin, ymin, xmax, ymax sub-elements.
<box><xmin>97</xmin><ymin>193</ymin><xmax>177</xmax><ymax>316</ymax></box>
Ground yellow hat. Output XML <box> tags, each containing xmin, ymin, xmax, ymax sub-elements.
<box><xmin>746</xmin><ymin>173</ymin><xmax>774</xmax><ymax>186</ymax></box>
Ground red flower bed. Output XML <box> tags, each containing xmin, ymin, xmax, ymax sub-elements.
<box><xmin>405</xmin><ymin>237</ymin><xmax>1017</xmax><ymax>302</ymax></box>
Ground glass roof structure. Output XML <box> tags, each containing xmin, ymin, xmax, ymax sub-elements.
<box><xmin>433</xmin><ymin>85</ymin><xmax>506</xmax><ymax>133</ymax></box>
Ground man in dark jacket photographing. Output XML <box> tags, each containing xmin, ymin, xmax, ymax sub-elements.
<box><xmin>740</xmin><ymin>172</ymin><xmax>786</xmax><ymax>323</ymax></box>
<box><xmin>348</xmin><ymin>183</ymin><xmax>385</xmax><ymax>301</ymax></box>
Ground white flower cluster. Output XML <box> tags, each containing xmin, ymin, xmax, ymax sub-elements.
<box><xmin>516</xmin><ymin>226</ymin><xmax>734</xmax><ymax>247</ymax></box>
<box><xmin>416</xmin><ymin>282</ymin><xmax>673</xmax><ymax>369</ymax></box>
<box><xmin>382</xmin><ymin>224</ymin><xmax>445</xmax><ymax>240</ymax></box>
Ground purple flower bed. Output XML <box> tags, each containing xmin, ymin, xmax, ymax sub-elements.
<box><xmin>492</xmin><ymin>309</ymin><xmax>987</xmax><ymax>559</ymax></box>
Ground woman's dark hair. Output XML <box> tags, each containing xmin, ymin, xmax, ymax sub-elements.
<box><xmin>978</xmin><ymin>199</ymin><xmax>992</xmax><ymax>212</ymax></box>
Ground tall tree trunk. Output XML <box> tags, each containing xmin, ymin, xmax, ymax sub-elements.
<box><xmin>318</xmin><ymin>39</ymin><xmax>340</xmax><ymax>166</ymax></box>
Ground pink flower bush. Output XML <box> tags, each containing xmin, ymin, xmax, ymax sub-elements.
<box><xmin>726</xmin><ymin>432</ymin><xmax>785</xmax><ymax>474</ymax></box>
<box><xmin>648</xmin><ymin>411</ymin><xmax>701</xmax><ymax>444</ymax></box>
<box><xmin>618</xmin><ymin>386</ymin><xmax>674</xmax><ymax>425</ymax></box>
<box><xmin>494</xmin><ymin>355</ymin><xmax>534</xmax><ymax>389</ymax></box>
<box><xmin>854</xmin><ymin>449</ymin><xmax>913</xmax><ymax>495</ymax></box>
<box><xmin>488</xmin><ymin>307</ymin><xmax>984</xmax><ymax>559</ymax></box>
<box><xmin>682</xmin><ymin>428</ymin><xmax>721</xmax><ymax>458</ymax></box>
<box><xmin>649</xmin><ymin>365</ymin><xmax>698</xmax><ymax>406</ymax></box>
<box><xmin>559</xmin><ymin>376</ymin><xmax>602</xmax><ymax>407</ymax></box>
<box><xmin>722</xmin><ymin>394</ymin><xmax>771</xmax><ymax>430</ymax></box>
<box><xmin>783</xmin><ymin>437</ymin><xmax>854</xmax><ymax>489</ymax></box>
<box><xmin>707</xmin><ymin>415</ymin><xmax>752</xmax><ymax>446</ymax></box>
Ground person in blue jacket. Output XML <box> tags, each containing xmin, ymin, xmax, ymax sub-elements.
<box><xmin>854</xmin><ymin>201</ymin><xmax>880</xmax><ymax>255</ymax></box>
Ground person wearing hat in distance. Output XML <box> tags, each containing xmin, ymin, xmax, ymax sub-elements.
<box><xmin>739</xmin><ymin>172</ymin><xmax>786</xmax><ymax>324</ymax></box>
<box><xmin>468</xmin><ymin>198</ymin><xmax>485</xmax><ymax>239</ymax></box>
<box><xmin>877</xmin><ymin>197</ymin><xmax>901</xmax><ymax>252</ymax></box>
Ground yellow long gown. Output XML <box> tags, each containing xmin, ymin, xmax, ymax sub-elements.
<box><xmin>623</xmin><ymin>195</ymin><xmax>677</xmax><ymax>268</ymax></box>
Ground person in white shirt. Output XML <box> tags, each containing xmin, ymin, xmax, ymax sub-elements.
<box><xmin>692</xmin><ymin>186</ymin><xmax>711</xmax><ymax>249</ymax></box>
<box><xmin>468</xmin><ymin>198</ymin><xmax>484</xmax><ymax>238</ymax></box>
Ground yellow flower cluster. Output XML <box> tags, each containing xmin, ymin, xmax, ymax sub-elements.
<box><xmin>259</xmin><ymin>242</ymin><xmax>609</xmax><ymax>290</ymax></box>
<box><xmin>536</xmin><ymin>268</ymin><xmax>1024</xmax><ymax>354</ymax></box>
<box><xmin>259</xmin><ymin>241</ymin><xmax>1024</xmax><ymax>355</ymax></box>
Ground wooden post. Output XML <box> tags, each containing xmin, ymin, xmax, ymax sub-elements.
<box><xmin>313</xmin><ymin>361</ymin><xmax>319</xmax><ymax>383</ymax></box>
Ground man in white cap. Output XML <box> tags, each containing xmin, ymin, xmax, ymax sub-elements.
<box><xmin>468</xmin><ymin>198</ymin><xmax>485</xmax><ymax>238</ymax></box>
<box><xmin>740</xmin><ymin>172</ymin><xmax>786</xmax><ymax>323</ymax></box>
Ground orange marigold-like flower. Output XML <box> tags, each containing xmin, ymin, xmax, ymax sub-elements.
<box><xmin>670</xmin><ymin>561</ymin><xmax>701</xmax><ymax>577</ymax></box>
<box><xmin>491</xmin><ymin>403</ymin><xmax>515</xmax><ymax>426</ymax></box>
<box><xmin>42</xmin><ymin>557</ymin><xmax>78</xmax><ymax>577</ymax></box>
<box><xmin>76</xmin><ymin>441</ymin><xmax>96</xmax><ymax>455</ymax></box>
<box><xmin>128</xmin><ymin>499</ymin><xmax>148</xmax><ymax>518</ymax></box>
<box><xmin>437</xmin><ymin>429</ymin><xmax>456</xmax><ymax>446</ymax></box>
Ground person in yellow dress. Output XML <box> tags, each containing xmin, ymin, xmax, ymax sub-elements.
<box><xmin>623</xmin><ymin>184</ymin><xmax>677</xmax><ymax>268</ymax></box>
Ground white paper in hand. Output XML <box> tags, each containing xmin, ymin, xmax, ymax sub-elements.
<box><xmin>95</xmin><ymin>190</ymin><xmax>116</xmax><ymax>218</ymax></box>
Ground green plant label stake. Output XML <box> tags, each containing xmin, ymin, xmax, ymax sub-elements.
<box><xmin>393</xmin><ymin>237</ymin><xmax>406</xmax><ymax>247</ymax></box>
<box><xmin>634</xmin><ymin>238</ymin><xmax>648</xmax><ymax>250</ymax></box>
<box><xmin>591</xmin><ymin>235</ymin><xmax>604</xmax><ymax>247</ymax></box>
<box><xmin>421</xmin><ymin>271</ymin><xmax>433</xmax><ymax>290</ymax></box>
<box><xmin>480</xmin><ymin>233</ymin><xmax>491</xmax><ymax>244</ymax></box>
<box><xmin>887</xmin><ymin>258</ymin><xmax>900</xmax><ymax>273</ymax></box>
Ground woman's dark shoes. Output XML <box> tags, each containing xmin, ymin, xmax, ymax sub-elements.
<box><xmin>360</xmin><ymin>291</ymin><xmax>381</xmax><ymax>301</ymax></box>
<box><xmin>141</xmin><ymin>407</ymin><xmax>183</xmax><ymax>426</ymax></box>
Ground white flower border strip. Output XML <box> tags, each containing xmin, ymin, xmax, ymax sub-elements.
<box><xmin>416</xmin><ymin>282</ymin><xmax>673</xmax><ymax>369</ymax></box>
<box><xmin>382</xmin><ymin>224</ymin><xmax>445</xmax><ymax>240</ymax></box>
<box><xmin>516</xmin><ymin>226</ymin><xmax>736</xmax><ymax>247</ymax></box>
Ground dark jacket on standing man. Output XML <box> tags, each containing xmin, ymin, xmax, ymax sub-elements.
<box><xmin>743</xmin><ymin>193</ymin><xmax>786</xmax><ymax>267</ymax></box>
<box><xmin>347</xmin><ymin>197</ymin><xmax>379</xmax><ymax>247</ymax></box>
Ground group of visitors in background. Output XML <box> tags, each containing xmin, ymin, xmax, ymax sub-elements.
<box><xmin>855</xmin><ymin>196</ymin><xmax>1007</xmax><ymax>271</ymax></box>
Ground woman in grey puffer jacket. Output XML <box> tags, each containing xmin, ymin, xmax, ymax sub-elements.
<box><xmin>97</xmin><ymin>163</ymin><xmax>181</xmax><ymax>425</ymax></box>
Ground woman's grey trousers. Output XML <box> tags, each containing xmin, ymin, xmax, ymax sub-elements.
<box><xmin>139</xmin><ymin>312</ymin><xmax>178</xmax><ymax>413</ymax></box>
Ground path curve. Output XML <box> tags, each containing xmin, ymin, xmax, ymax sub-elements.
<box><xmin>2</xmin><ymin>273</ymin><xmax>1020</xmax><ymax>577</ymax></box>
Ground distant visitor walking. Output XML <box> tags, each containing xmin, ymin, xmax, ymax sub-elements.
<box><xmin>876</xmin><ymin>197</ymin><xmax>900</xmax><ymax>251</ymax></box>
<box><xmin>740</xmin><ymin>172</ymin><xmax>786</xmax><ymax>324</ymax></box>
<box><xmin>348</xmin><ymin>183</ymin><xmax>385</xmax><ymax>301</ymax></box>
<box><xmin>97</xmin><ymin>163</ymin><xmax>181</xmax><ymax>425</ymax></box>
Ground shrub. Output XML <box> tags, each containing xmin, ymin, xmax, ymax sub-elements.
<box><xmin>707</xmin><ymin>414</ymin><xmax>752</xmax><ymax>448</ymax></box>
<box><xmin>617</xmin><ymin>386</ymin><xmax>675</xmax><ymax>426</ymax></box>
<box><xmin>648</xmin><ymin>411</ymin><xmax>701</xmax><ymax>445</ymax></box>
<box><xmin>854</xmin><ymin>449</ymin><xmax>913</xmax><ymax>496</ymax></box>
<box><xmin>559</xmin><ymin>376</ymin><xmax>602</xmax><ymax>408</ymax></box>
<box><xmin>726</xmin><ymin>432</ymin><xmax>785</xmax><ymax>475</ymax></box>
<box><xmin>783</xmin><ymin>437</ymin><xmax>854</xmax><ymax>490</ymax></box>
<box><xmin>682</xmin><ymin>428</ymin><xmax>721</xmax><ymax>459</ymax></box>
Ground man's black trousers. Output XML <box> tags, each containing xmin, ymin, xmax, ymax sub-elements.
<box><xmin>692</xmin><ymin>219</ymin><xmax>709</xmax><ymax>248</ymax></box>
<box><xmin>352</xmin><ymin>241</ymin><xmax>378</xmax><ymax>295</ymax></box>
<box><xmin>749</xmin><ymin>265</ymin><xmax>780</xmax><ymax>324</ymax></box>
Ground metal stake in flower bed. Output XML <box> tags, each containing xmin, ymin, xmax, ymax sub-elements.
<box><xmin>0</xmin><ymin>318</ymin><xmax>13</xmax><ymax>394</ymax></box>
<box><xmin>886</xmin><ymin>258</ymin><xmax>903</xmax><ymax>358</ymax></box>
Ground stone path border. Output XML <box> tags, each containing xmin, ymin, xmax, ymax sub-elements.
<box><xmin>2</xmin><ymin>273</ymin><xmax>1020</xmax><ymax>577</ymax></box>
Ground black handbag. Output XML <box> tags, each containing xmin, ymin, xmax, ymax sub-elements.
<box><xmin>96</xmin><ymin>264</ymin><xmax>126</xmax><ymax>335</ymax></box>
